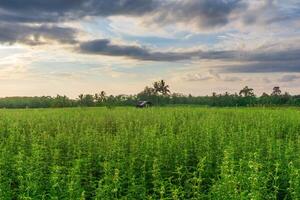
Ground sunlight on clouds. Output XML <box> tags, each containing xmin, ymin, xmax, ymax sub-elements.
<box><xmin>0</xmin><ymin>45</ymin><xmax>35</xmax><ymax>80</ymax></box>
<box><xmin>108</xmin><ymin>16</ymin><xmax>177</xmax><ymax>38</ymax></box>
<box><xmin>0</xmin><ymin>0</ymin><xmax>299</xmax><ymax>96</ymax></box>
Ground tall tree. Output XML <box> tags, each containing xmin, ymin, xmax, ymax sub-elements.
<box><xmin>239</xmin><ymin>86</ymin><xmax>255</xmax><ymax>97</ymax></box>
<box><xmin>100</xmin><ymin>91</ymin><xmax>106</xmax><ymax>102</ymax></box>
<box><xmin>78</xmin><ymin>94</ymin><xmax>84</xmax><ymax>106</ymax></box>
<box><xmin>153</xmin><ymin>80</ymin><xmax>170</xmax><ymax>96</ymax></box>
<box><xmin>95</xmin><ymin>91</ymin><xmax>107</xmax><ymax>104</ymax></box>
<box><xmin>271</xmin><ymin>86</ymin><xmax>281</xmax><ymax>96</ymax></box>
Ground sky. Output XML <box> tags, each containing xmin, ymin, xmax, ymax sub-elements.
<box><xmin>0</xmin><ymin>0</ymin><xmax>300</xmax><ymax>97</ymax></box>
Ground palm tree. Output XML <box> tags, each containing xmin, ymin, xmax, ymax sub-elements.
<box><xmin>160</xmin><ymin>80</ymin><xmax>171</xmax><ymax>95</ymax></box>
<box><xmin>94</xmin><ymin>91</ymin><xmax>107</xmax><ymax>103</ymax></box>
<box><xmin>153</xmin><ymin>81</ymin><xmax>160</xmax><ymax>93</ymax></box>
<box><xmin>94</xmin><ymin>93</ymin><xmax>99</xmax><ymax>102</ymax></box>
<box><xmin>78</xmin><ymin>94</ymin><xmax>84</xmax><ymax>105</ymax></box>
<box><xmin>100</xmin><ymin>91</ymin><xmax>106</xmax><ymax>102</ymax></box>
<box><xmin>239</xmin><ymin>86</ymin><xmax>255</xmax><ymax>97</ymax></box>
<box><xmin>153</xmin><ymin>80</ymin><xmax>170</xmax><ymax>96</ymax></box>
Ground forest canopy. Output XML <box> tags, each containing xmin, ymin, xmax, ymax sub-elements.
<box><xmin>0</xmin><ymin>81</ymin><xmax>299</xmax><ymax>108</ymax></box>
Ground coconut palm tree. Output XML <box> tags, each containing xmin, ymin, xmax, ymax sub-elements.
<box><xmin>153</xmin><ymin>80</ymin><xmax>170</xmax><ymax>96</ymax></box>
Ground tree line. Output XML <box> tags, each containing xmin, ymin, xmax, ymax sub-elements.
<box><xmin>0</xmin><ymin>80</ymin><xmax>299</xmax><ymax>108</ymax></box>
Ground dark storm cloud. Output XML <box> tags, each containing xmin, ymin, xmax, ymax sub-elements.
<box><xmin>0</xmin><ymin>0</ymin><xmax>159</xmax><ymax>23</ymax></box>
<box><xmin>0</xmin><ymin>23</ymin><xmax>77</xmax><ymax>45</ymax></box>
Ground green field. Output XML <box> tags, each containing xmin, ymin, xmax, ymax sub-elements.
<box><xmin>0</xmin><ymin>107</ymin><xmax>299</xmax><ymax>199</ymax></box>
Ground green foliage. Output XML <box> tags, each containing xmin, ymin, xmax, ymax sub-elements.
<box><xmin>0</xmin><ymin>107</ymin><xmax>299</xmax><ymax>199</ymax></box>
<box><xmin>0</xmin><ymin>85</ymin><xmax>299</xmax><ymax>108</ymax></box>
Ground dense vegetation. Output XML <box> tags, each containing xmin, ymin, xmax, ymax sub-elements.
<box><xmin>0</xmin><ymin>81</ymin><xmax>299</xmax><ymax>108</ymax></box>
<box><xmin>0</xmin><ymin>107</ymin><xmax>299</xmax><ymax>199</ymax></box>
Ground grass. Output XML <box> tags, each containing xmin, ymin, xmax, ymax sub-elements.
<box><xmin>0</xmin><ymin>107</ymin><xmax>299</xmax><ymax>199</ymax></box>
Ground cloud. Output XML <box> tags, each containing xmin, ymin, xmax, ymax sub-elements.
<box><xmin>1</xmin><ymin>0</ymin><xmax>297</xmax><ymax>29</ymax></box>
<box><xmin>148</xmin><ymin>0</ymin><xmax>245</xmax><ymax>30</ymax></box>
<box><xmin>278</xmin><ymin>74</ymin><xmax>300</xmax><ymax>82</ymax></box>
<box><xmin>0</xmin><ymin>22</ymin><xmax>77</xmax><ymax>45</ymax></box>
<box><xmin>79</xmin><ymin>39</ymin><xmax>201</xmax><ymax>61</ymax></box>
<box><xmin>1</xmin><ymin>0</ymin><xmax>299</xmax><ymax>75</ymax></box>
<box><xmin>81</xmin><ymin>38</ymin><xmax>300</xmax><ymax>74</ymax></box>
<box><xmin>0</xmin><ymin>0</ymin><xmax>158</xmax><ymax>45</ymax></box>
<box><xmin>183</xmin><ymin>73</ymin><xmax>214</xmax><ymax>82</ymax></box>
<box><xmin>222</xmin><ymin>61</ymin><xmax>300</xmax><ymax>73</ymax></box>
<box><xmin>144</xmin><ymin>0</ymin><xmax>300</xmax><ymax>31</ymax></box>
<box><xmin>79</xmin><ymin>38</ymin><xmax>300</xmax><ymax>73</ymax></box>
<box><xmin>0</xmin><ymin>0</ymin><xmax>298</xmax><ymax>47</ymax></box>
<box><xmin>78</xmin><ymin>38</ymin><xmax>300</xmax><ymax>73</ymax></box>
<box><xmin>0</xmin><ymin>0</ymin><xmax>159</xmax><ymax>23</ymax></box>
<box><xmin>183</xmin><ymin>70</ymin><xmax>242</xmax><ymax>82</ymax></box>
<box><xmin>241</xmin><ymin>0</ymin><xmax>300</xmax><ymax>26</ymax></box>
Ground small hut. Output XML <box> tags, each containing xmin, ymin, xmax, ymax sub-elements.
<box><xmin>136</xmin><ymin>101</ymin><xmax>152</xmax><ymax>108</ymax></box>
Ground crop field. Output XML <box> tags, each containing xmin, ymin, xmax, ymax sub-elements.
<box><xmin>0</xmin><ymin>107</ymin><xmax>299</xmax><ymax>199</ymax></box>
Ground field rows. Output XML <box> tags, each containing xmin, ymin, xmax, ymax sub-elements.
<box><xmin>0</xmin><ymin>107</ymin><xmax>299</xmax><ymax>199</ymax></box>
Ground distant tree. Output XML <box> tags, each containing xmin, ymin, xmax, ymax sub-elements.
<box><xmin>153</xmin><ymin>80</ymin><xmax>170</xmax><ymax>96</ymax></box>
<box><xmin>100</xmin><ymin>91</ymin><xmax>107</xmax><ymax>102</ymax></box>
<box><xmin>95</xmin><ymin>91</ymin><xmax>107</xmax><ymax>105</ymax></box>
<box><xmin>106</xmin><ymin>95</ymin><xmax>117</xmax><ymax>106</ymax></box>
<box><xmin>94</xmin><ymin>93</ymin><xmax>99</xmax><ymax>102</ymax></box>
<box><xmin>52</xmin><ymin>95</ymin><xmax>71</xmax><ymax>107</ymax></box>
<box><xmin>78</xmin><ymin>94</ymin><xmax>94</xmax><ymax>107</ymax></box>
<box><xmin>239</xmin><ymin>86</ymin><xmax>255</xmax><ymax>97</ymax></box>
<box><xmin>261</xmin><ymin>92</ymin><xmax>269</xmax><ymax>97</ymax></box>
<box><xmin>139</xmin><ymin>86</ymin><xmax>157</xmax><ymax>97</ymax></box>
<box><xmin>153</xmin><ymin>82</ymin><xmax>159</xmax><ymax>93</ymax></box>
<box><xmin>1</xmin><ymin>81</ymin><xmax>300</xmax><ymax>108</ymax></box>
<box><xmin>78</xmin><ymin>94</ymin><xmax>84</xmax><ymax>106</ymax></box>
<box><xmin>259</xmin><ymin>92</ymin><xmax>271</xmax><ymax>105</ymax></box>
<box><xmin>84</xmin><ymin>94</ymin><xmax>95</xmax><ymax>106</ymax></box>
<box><xmin>272</xmin><ymin>86</ymin><xmax>281</xmax><ymax>96</ymax></box>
